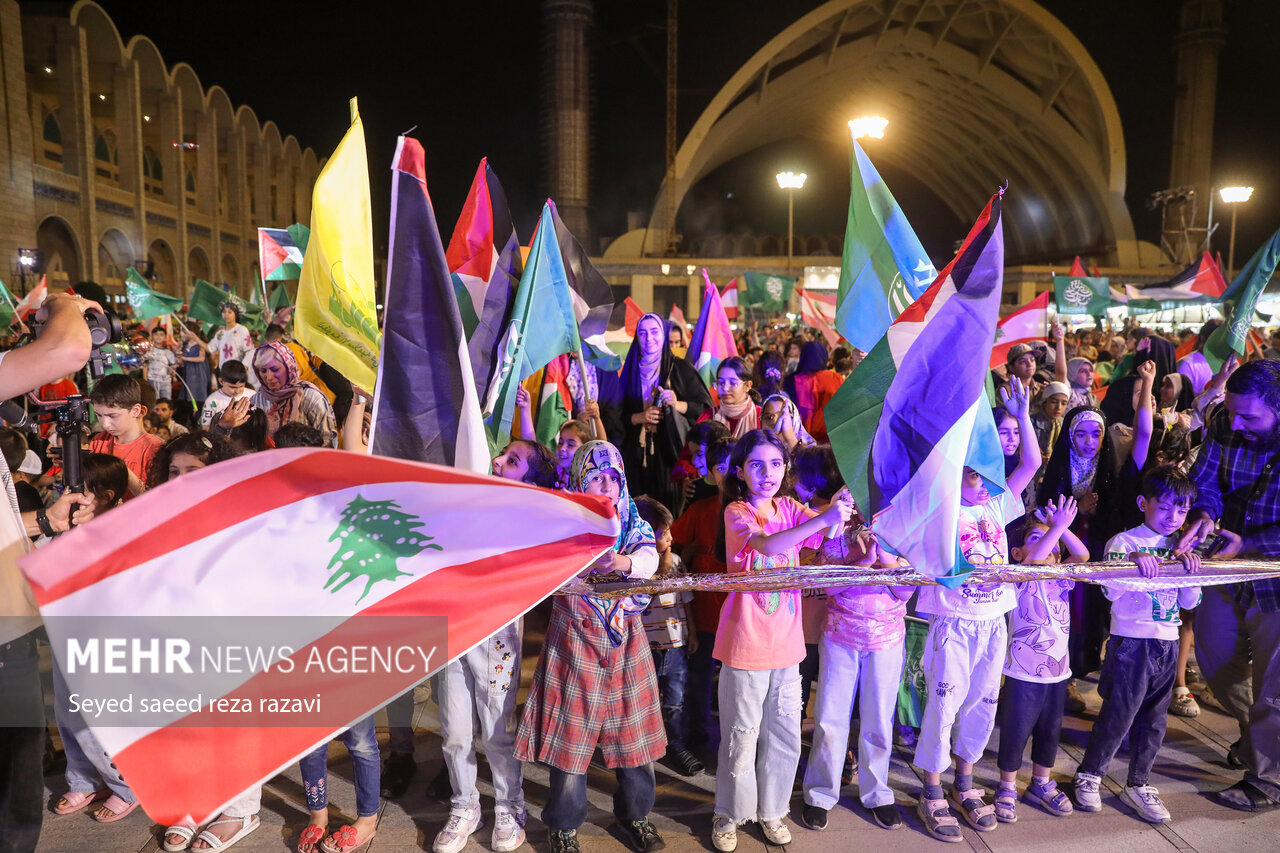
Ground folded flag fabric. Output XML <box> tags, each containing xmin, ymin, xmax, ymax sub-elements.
<box><xmin>19</xmin><ymin>448</ymin><xmax>619</xmax><ymax>827</ymax></box>
<box><xmin>370</xmin><ymin>135</ymin><xmax>489</xmax><ymax>474</ymax></box>
<box><xmin>1053</xmin><ymin>274</ymin><xmax>1110</xmax><ymax>315</ymax></box>
<box><xmin>990</xmin><ymin>290</ymin><xmax>1052</xmax><ymax>367</ymax></box>
<box><xmin>1204</xmin><ymin>226</ymin><xmax>1280</xmax><ymax>371</ymax></box>
<box><xmin>798</xmin><ymin>286</ymin><xmax>840</xmax><ymax>349</ymax></box>
<box><xmin>1069</xmin><ymin>256</ymin><xmax>1088</xmax><ymax>277</ymax></box>
<box><xmin>187</xmin><ymin>279</ymin><xmax>264</xmax><ymax>331</ymax></box>
<box><xmin>687</xmin><ymin>271</ymin><xmax>739</xmax><ymax>385</ymax></box>
<box><xmin>720</xmin><ymin>278</ymin><xmax>739</xmax><ymax>319</ymax></box>
<box><xmin>834</xmin><ymin>139</ymin><xmax>937</xmax><ymax>352</ymax></box>
<box><xmin>15</xmin><ymin>275</ymin><xmax>47</xmax><ymax>321</ymax></box>
<box><xmin>125</xmin><ymin>268</ymin><xmax>185</xmax><ymax>321</ymax></box>
<box><xmin>268</xmin><ymin>282</ymin><xmax>293</xmax><ymax>313</ymax></box>
<box><xmin>1123</xmin><ymin>252</ymin><xmax>1226</xmax><ymax>311</ymax></box>
<box><xmin>826</xmin><ymin>193</ymin><xmax>1007</xmax><ymax>587</ymax></box>
<box><xmin>447</xmin><ymin>158</ymin><xmax>522</xmax><ymax>400</ymax></box>
<box><xmin>742</xmin><ymin>271</ymin><xmax>796</xmax><ymax>313</ymax></box>
<box><xmin>296</xmin><ymin>98</ymin><xmax>380</xmax><ymax>392</ymax></box>
<box><xmin>535</xmin><ymin>353</ymin><xmax>574</xmax><ymax>447</ymax></box>
<box><xmin>668</xmin><ymin>302</ymin><xmax>687</xmax><ymax>337</ymax></box>
<box><xmin>0</xmin><ymin>278</ymin><xmax>15</xmax><ymax>328</ymax></box>
<box><xmin>547</xmin><ymin>202</ymin><xmax>618</xmax><ymax>371</ymax></box>
<box><xmin>258</xmin><ymin>226</ymin><xmax>308</xmax><ymax>282</ymax></box>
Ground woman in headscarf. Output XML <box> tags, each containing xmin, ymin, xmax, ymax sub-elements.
<box><xmin>250</xmin><ymin>342</ymin><xmax>338</xmax><ymax>447</ymax></box>
<box><xmin>1065</xmin><ymin>356</ymin><xmax>1098</xmax><ymax>410</ymax></box>
<box><xmin>1101</xmin><ymin>335</ymin><xmax>1192</xmax><ymax>426</ymax></box>
<box><xmin>1036</xmin><ymin>406</ymin><xmax>1123</xmax><ymax>691</ymax></box>
<box><xmin>619</xmin><ymin>314</ymin><xmax>711</xmax><ymax>512</ymax></box>
<box><xmin>708</xmin><ymin>357</ymin><xmax>760</xmax><ymax>439</ymax></box>
<box><xmin>783</xmin><ymin>341</ymin><xmax>842</xmax><ymax>442</ymax></box>
<box><xmin>515</xmin><ymin>441</ymin><xmax>667</xmax><ymax>853</ymax></box>
<box><xmin>760</xmin><ymin>393</ymin><xmax>816</xmax><ymax>451</ymax></box>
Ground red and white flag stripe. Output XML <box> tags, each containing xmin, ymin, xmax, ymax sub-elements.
<box><xmin>990</xmin><ymin>290</ymin><xmax>1052</xmax><ymax>367</ymax></box>
<box><xmin>798</xmin><ymin>287</ymin><xmax>841</xmax><ymax>348</ymax></box>
<box><xmin>21</xmin><ymin>448</ymin><xmax>619</xmax><ymax>826</ymax></box>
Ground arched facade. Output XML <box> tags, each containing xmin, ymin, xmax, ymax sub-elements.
<box><xmin>36</xmin><ymin>216</ymin><xmax>82</xmax><ymax>286</ymax></box>
<box><xmin>643</xmin><ymin>0</ymin><xmax>1139</xmax><ymax>266</ymax></box>
<box><xmin>0</xmin><ymin>1</ymin><xmax>318</xmax><ymax>301</ymax></box>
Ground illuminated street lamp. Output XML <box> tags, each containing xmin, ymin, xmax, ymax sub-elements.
<box><xmin>848</xmin><ymin>115</ymin><xmax>889</xmax><ymax>140</ymax></box>
<box><xmin>776</xmin><ymin>171</ymin><xmax>807</xmax><ymax>275</ymax></box>
<box><xmin>1219</xmin><ymin>186</ymin><xmax>1254</xmax><ymax>278</ymax></box>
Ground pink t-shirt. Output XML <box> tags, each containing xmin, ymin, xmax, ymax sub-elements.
<box><xmin>713</xmin><ymin>497</ymin><xmax>822</xmax><ymax>671</ymax></box>
<box><xmin>824</xmin><ymin>585</ymin><xmax>911</xmax><ymax>652</ymax></box>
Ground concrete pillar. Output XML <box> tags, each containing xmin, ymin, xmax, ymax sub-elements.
<box><xmin>0</xmin><ymin>0</ymin><xmax>36</xmax><ymax>282</ymax></box>
<box><xmin>686</xmin><ymin>274</ymin><xmax>701</xmax><ymax>322</ymax></box>
<box><xmin>1167</xmin><ymin>0</ymin><xmax>1225</xmax><ymax>244</ymax></box>
<box><xmin>541</xmin><ymin>0</ymin><xmax>592</xmax><ymax>247</ymax></box>
<box><xmin>630</xmin><ymin>274</ymin><xmax>654</xmax><ymax>313</ymax></box>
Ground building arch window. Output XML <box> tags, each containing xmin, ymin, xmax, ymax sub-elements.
<box><xmin>42</xmin><ymin>111</ymin><xmax>61</xmax><ymax>145</ymax></box>
<box><xmin>143</xmin><ymin>146</ymin><xmax>164</xmax><ymax>197</ymax></box>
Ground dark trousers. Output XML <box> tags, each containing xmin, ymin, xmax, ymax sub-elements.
<box><xmin>1079</xmin><ymin>635</ymin><xmax>1177</xmax><ymax>787</ymax></box>
<box><xmin>0</xmin><ymin>631</ymin><xmax>45</xmax><ymax>853</ymax></box>
<box><xmin>652</xmin><ymin>646</ymin><xmax>689</xmax><ymax>751</ymax></box>
<box><xmin>543</xmin><ymin>764</ymin><xmax>655</xmax><ymax>831</ymax></box>
<box><xmin>997</xmin><ymin>676</ymin><xmax>1067</xmax><ymax>773</ymax></box>
<box><xmin>684</xmin><ymin>631</ymin><xmax>717</xmax><ymax>745</ymax></box>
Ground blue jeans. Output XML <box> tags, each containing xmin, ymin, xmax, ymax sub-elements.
<box><xmin>652</xmin><ymin>646</ymin><xmax>689</xmax><ymax>751</ymax></box>
<box><xmin>300</xmin><ymin>716</ymin><xmax>381</xmax><ymax>817</ymax></box>
<box><xmin>684</xmin><ymin>631</ymin><xmax>717</xmax><ymax>744</ymax></box>
<box><xmin>0</xmin><ymin>631</ymin><xmax>43</xmax><ymax>853</ymax></box>
<box><xmin>997</xmin><ymin>676</ymin><xmax>1067</xmax><ymax>774</ymax></box>
<box><xmin>1079</xmin><ymin>635</ymin><xmax>1177</xmax><ymax>786</ymax></box>
<box><xmin>543</xmin><ymin>764</ymin><xmax>655</xmax><ymax>831</ymax></box>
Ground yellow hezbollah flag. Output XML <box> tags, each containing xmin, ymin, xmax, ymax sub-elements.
<box><xmin>296</xmin><ymin>98</ymin><xmax>379</xmax><ymax>391</ymax></box>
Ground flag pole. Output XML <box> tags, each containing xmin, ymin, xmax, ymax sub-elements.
<box><xmin>571</xmin><ymin>347</ymin><xmax>598</xmax><ymax>439</ymax></box>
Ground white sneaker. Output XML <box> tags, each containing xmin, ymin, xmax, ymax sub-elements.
<box><xmin>491</xmin><ymin>807</ymin><xmax>526</xmax><ymax>853</ymax></box>
<box><xmin>434</xmin><ymin>806</ymin><xmax>483</xmax><ymax>853</ymax></box>
<box><xmin>1073</xmin><ymin>772</ymin><xmax>1103</xmax><ymax>813</ymax></box>
<box><xmin>759</xmin><ymin>819</ymin><xmax>791</xmax><ymax>845</ymax></box>
<box><xmin>711</xmin><ymin>815</ymin><xmax>737</xmax><ymax>852</ymax></box>
<box><xmin>1124</xmin><ymin>785</ymin><xmax>1171</xmax><ymax>823</ymax></box>
<box><xmin>1170</xmin><ymin>686</ymin><xmax>1201</xmax><ymax>718</ymax></box>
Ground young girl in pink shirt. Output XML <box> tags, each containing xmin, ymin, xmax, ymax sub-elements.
<box><xmin>711</xmin><ymin>429</ymin><xmax>853</xmax><ymax>852</ymax></box>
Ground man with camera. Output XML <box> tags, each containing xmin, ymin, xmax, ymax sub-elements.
<box><xmin>0</xmin><ymin>292</ymin><xmax>100</xmax><ymax>853</ymax></box>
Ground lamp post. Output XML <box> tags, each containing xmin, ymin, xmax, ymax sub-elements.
<box><xmin>16</xmin><ymin>248</ymin><xmax>40</xmax><ymax>295</ymax></box>
<box><xmin>1219</xmin><ymin>185</ymin><xmax>1254</xmax><ymax>278</ymax></box>
<box><xmin>776</xmin><ymin>171</ymin><xmax>806</xmax><ymax>275</ymax></box>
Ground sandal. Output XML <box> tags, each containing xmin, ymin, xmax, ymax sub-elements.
<box><xmin>320</xmin><ymin>825</ymin><xmax>377</xmax><ymax>853</ymax></box>
<box><xmin>298</xmin><ymin>824</ymin><xmax>327</xmax><ymax>853</ymax></box>
<box><xmin>163</xmin><ymin>823</ymin><xmax>199</xmax><ymax>852</ymax></box>
<box><xmin>91</xmin><ymin>793</ymin><xmax>141</xmax><ymax>823</ymax></box>
<box><xmin>53</xmin><ymin>789</ymin><xmax>109</xmax><ymax>815</ymax></box>
<box><xmin>993</xmin><ymin>787</ymin><xmax>1018</xmax><ymax>824</ymax></box>
<box><xmin>1217</xmin><ymin>780</ymin><xmax>1280</xmax><ymax>813</ymax></box>
<box><xmin>949</xmin><ymin>787</ymin><xmax>997</xmax><ymax>832</ymax></box>
<box><xmin>194</xmin><ymin>814</ymin><xmax>261</xmax><ymax>850</ymax></box>
<box><xmin>1025</xmin><ymin>779</ymin><xmax>1074</xmax><ymax>816</ymax></box>
<box><xmin>916</xmin><ymin>796</ymin><xmax>962</xmax><ymax>843</ymax></box>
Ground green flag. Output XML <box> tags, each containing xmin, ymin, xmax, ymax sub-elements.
<box><xmin>742</xmin><ymin>271</ymin><xmax>796</xmax><ymax>313</ymax></box>
<box><xmin>1204</xmin><ymin>226</ymin><xmax>1280</xmax><ymax>371</ymax></box>
<box><xmin>125</xmin><ymin>268</ymin><xmax>185</xmax><ymax>321</ymax></box>
<box><xmin>483</xmin><ymin>203</ymin><xmax>582</xmax><ymax>453</ymax></box>
<box><xmin>268</xmin><ymin>282</ymin><xmax>293</xmax><ymax>312</ymax></box>
<box><xmin>0</xmin><ymin>279</ymin><xmax>15</xmax><ymax>328</ymax></box>
<box><xmin>1053</xmin><ymin>275</ymin><xmax>1110</xmax><ymax>316</ymax></box>
<box><xmin>187</xmin><ymin>278</ymin><xmax>265</xmax><ymax>332</ymax></box>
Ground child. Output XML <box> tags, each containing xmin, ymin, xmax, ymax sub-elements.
<box><xmin>802</xmin><ymin>516</ymin><xmax>914</xmax><ymax>832</ymax></box>
<box><xmin>1073</xmin><ymin>466</ymin><xmax>1203</xmax><ymax>824</ymax></box>
<box><xmin>50</xmin><ymin>454</ymin><xmax>138</xmax><ymax>825</ymax></box>
<box><xmin>681</xmin><ymin>420</ymin><xmax>730</xmax><ymax>507</ymax></box>
<box><xmin>296</xmin><ymin>717</ymin><xmax>381</xmax><ymax>853</ymax></box>
<box><xmin>711</xmin><ymin>429</ymin><xmax>853</xmax><ymax>852</ymax></box>
<box><xmin>635</xmin><ymin>495</ymin><xmax>703</xmax><ymax>777</ymax></box>
<box><xmin>88</xmin><ymin>374</ymin><xmax>163</xmax><ymax>499</ymax></box>
<box><xmin>199</xmin><ymin>360</ymin><xmax>254</xmax><ymax>428</ymax></box>
<box><xmin>670</xmin><ymin>434</ymin><xmax>734</xmax><ymax>750</ymax></box>
<box><xmin>913</xmin><ymin>376</ymin><xmax>1041</xmax><ymax>843</ymax></box>
<box><xmin>143</xmin><ymin>326</ymin><xmax>178</xmax><ymax>403</ymax></box>
<box><xmin>555</xmin><ymin>420</ymin><xmax>593</xmax><ymax>489</ymax></box>
<box><xmin>515</xmin><ymin>441</ymin><xmax>667</xmax><ymax>853</ymax></box>
<box><xmin>994</xmin><ymin>497</ymin><xmax>1089</xmax><ymax>823</ymax></box>
<box><xmin>432</xmin><ymin>440</ymin><xmax>558</xmax><ymax>853</ymax></box>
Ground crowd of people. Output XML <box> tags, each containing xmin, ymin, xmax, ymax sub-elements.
<box><xmin>2</xmin><ymin>298</ymin><xmax>1279</xmax><ymax>853</ymax></box>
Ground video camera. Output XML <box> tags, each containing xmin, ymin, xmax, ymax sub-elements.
<box><xmin>27</xmin><ymin>307</ymin><xmax>126</xmax><ymax>380</ymax></box>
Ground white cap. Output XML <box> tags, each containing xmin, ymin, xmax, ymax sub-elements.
<box><xmin>17</xmin><ymin>449</ymin><xmax>42</xmax><ymax>475</ymax></box>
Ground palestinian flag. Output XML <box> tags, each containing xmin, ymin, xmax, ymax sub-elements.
<box><xmin>19</xmin><ymin>448</ymin><xmax>619</xmax><ymax>827</ymax></box>
<box><xmin>546</xmin><ymin>201</ymin><xmax>617</xmax><ymax>371</ymax></box>
<box><xmin>799</xmin><ymin>287</ymin><xmax>840</xmax><ymax>349</ymax></box>
<box><xmin>535</xmin><ymin>353</ymin><xmax>574</xmax><ymax>446</ymax></box>
<box><xmin>990</xmin><ymin>290</ymin><xmax>1051</xmax><ymax>367</ymax></box>
<box><xmin>687</xmin><ymin>271</ymin><xmax>739</xmax><ymax>385</ymax></box>
<box><xmin>826</xmin><ymin>193</ymin><xmax>1006</xmax><ymax>586</ymax></box>
<box><xmin>1123</xmin><ymin>252</ymin><xmax>1227</xmax><ymax>311</ymax></box>
<box><xmin>258</xmin><ymin>226</ymin><xmax>308</xmax><ymax>281</ymax></box>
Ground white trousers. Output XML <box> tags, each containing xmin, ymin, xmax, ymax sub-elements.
<box><xmin>913</xmin><ymin>615</ymin><xmax>1006</xmax><ymax>775</ymax></box>
<box><xmin>714</xmin><ymin>664</ymin><xmax>802</xmax><ymax>824</ymax></box>
<box><xmin>438</xmin><ymin>622</ymin><xmax>525</xmax><ymax>813</ymax></box>
<box><xmin>803</xmin><ymin>636</ymin><xmax>904</xmax><ymax>809</ymax></box>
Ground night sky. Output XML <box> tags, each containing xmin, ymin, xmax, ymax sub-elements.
<box><xmin>88</xmin><ymin>0</ymin><xmax>1280</xmax><ymax>266</ymax></box>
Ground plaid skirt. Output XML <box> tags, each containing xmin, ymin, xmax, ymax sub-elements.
<box><xmin>515</xmin><ymin>596</ymin><xmax>667</xmax><ymax>774</ymax></box>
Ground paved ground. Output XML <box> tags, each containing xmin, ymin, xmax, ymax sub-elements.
<box><xmin>33</xmin><ymin>605</ymin><xmax>1280</xmax><ymax>853</ymax></box>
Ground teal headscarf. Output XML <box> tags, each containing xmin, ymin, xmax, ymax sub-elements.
<box><xmin>568</xmin><ymin>441</ymin><xmax>655</xmax><ymax>645</ymax></box>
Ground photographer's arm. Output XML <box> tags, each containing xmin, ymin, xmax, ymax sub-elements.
<box><xmin>22</xmin><ymin>489</ymin><xmax>94</xmax><ymax>537</ymax></box>
<box><xmin>0</xmin><ymin>294</ymin><xmax>98</xmax><ymax>399</ymax></box>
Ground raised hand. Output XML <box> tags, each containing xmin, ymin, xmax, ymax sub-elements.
<box><xmin>999</xmin><ymin>376</ymin><xmax>1030</xmax><ymax>419</ymax></box>
<box><xmin>515</xmin><ymin>384</ymin><xmax>531</xmax><ymax>410</ymax></box>
<box><xmin>1137</xmin><ymin>359</ymin><xmax>1156</xmax><ymax>386</ymax></box>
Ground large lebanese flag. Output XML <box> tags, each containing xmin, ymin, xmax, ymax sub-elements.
<box><xmin>20</xmin><ymin>448</ymin><xmax>618</xmax><ymax>826</ymax></box>
<box><xmin>990</xmin><ymin>290</ymin><xmax>1051</xmax><ymax>367</ymax></box>
<box><xmin>799</xmin><ymin>286</ymin><xmax>841</xmax><ymax>348</ymax></box>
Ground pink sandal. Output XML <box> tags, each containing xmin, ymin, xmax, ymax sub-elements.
<box><xmin>91</xmin><ymin>793</ymin><xmax>141</xmax><ymax>823</ymax></box>
<box><xmin>297</xmin><ymin>824</ymin><xmax>327</xmax><ymax>853</ymax></box>
<box><xmin>53</xmin><ymin>789</ymin><xmax>109</xmax><ymax>815</ymax></box>
<box><xmin>320</xmin><ymin>825</ymin><xmax>376</xmax><ymax>853</ymax></box>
